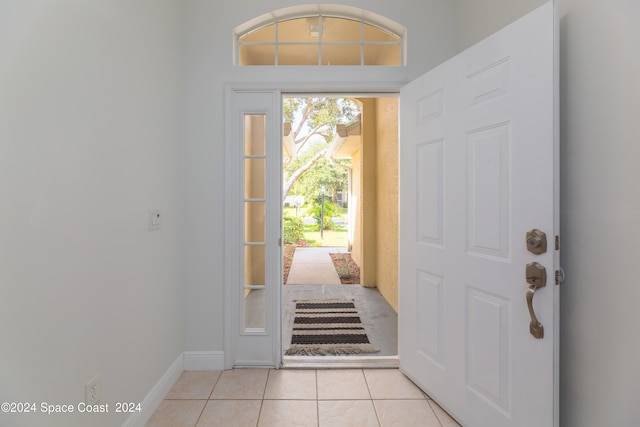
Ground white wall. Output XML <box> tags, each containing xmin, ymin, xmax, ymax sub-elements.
<box><xmin>180</xmin><ymin>0</ymin><xmax>459</xmax><ymax>352</ymax></box>
<box><xmin>10</xmin><ymin>1</ymin><xmax>636</xmax><ymax>425</ymax></box>
<box><xmin>453</xmin><ymin>0</ymin><xmax>547</xmax><ymax>50</ymax></box>
<box><xmin>557</xmin><ymin>1</ymin><xmax>640</xmax><ymax>425</ymax></box>
<box><xmin>452</xmin><ymin>0</ymin><xmax>640</xmax><ymax>425</ymax></box>
<box><xmin>0</xmin><ymin>2</ymin><xmax>184</xmax><ymax>426</ymax></box>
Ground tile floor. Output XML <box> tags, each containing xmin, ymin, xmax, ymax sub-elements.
<box><xmin>145</xmin><ymin>369</ymin><xmax>461</xmax><ymax>427</ymax></box>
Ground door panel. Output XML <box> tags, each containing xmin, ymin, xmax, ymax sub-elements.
<box><xmin>466</xmin><ymin>123</ymin><xmax>510</xmax><ymax>259</ymax></box>
<box><xmin>416</xmin><ymin>139</ymin><xmax>445</xmax><ymax>246</ymax></box>
<box><xmin>399</xmin><ymin>3</ymin><xmax>557</xmax><ymax>426</ymax></box>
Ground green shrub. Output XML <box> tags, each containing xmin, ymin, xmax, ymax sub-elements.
<box><xmin>283</xmin><ymin>214</ymin><xmax>305</xmax><ymax>244</ymax></box>
<box><xmin>307</xmin><ymin>201</ymin><xmax>339</xmax><ymax>231</ymax></box>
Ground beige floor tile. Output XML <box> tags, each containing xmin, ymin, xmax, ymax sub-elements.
<box><xmin>258</xmin><ymin>400</ymin><xmax>318</xmax><ymax>427</ymax></box>
<box><xmin>317</xmin><ymin>369</ymin><xmax>370</xmax><ymax>400</ymax></box>
<box><xmin>318</xmin><ymin>400</ymin><xmax>379</xmax><ymax>427</ymax></box>
<box><xmin>363</xmin><ymin>369</ymin><xmax>425</xmax><ymax>400</ymax></box>
<box><xmin>166</xmin><ymin>371</ymin><xmax>222</xmax><ymax>400</ymax></box>
<box><xmin>428</xmin><ymin>400</ymin><xmax>462</xmax><ymax>426</ymax></box>
<box><xmin>264</xmin><ymin>369</ymin><xmax>317</xmax><ymax>400</ymax></box>
<box><xmin>374</xmin><ymin>400</ymin><xmax>442</xmax><ymax>427</ymax></box>
<box><xmin>210</xmin><ymin>369</ymin><xmax>269</xmax><ymax>400</ymax></box>
<box><xmin>196</xmin><ymin>400</ymin><xmax>261</xmax><ymax>427</ymax></box>
<box><xmin>145</xmin><ymin>400</ymin><xmax>206</xmax><ymax>427</ymax></box>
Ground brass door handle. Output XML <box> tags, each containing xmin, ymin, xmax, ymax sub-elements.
<box><xmin>525</xmin><ymin>262</ymin><xmax>546</xmax><ymax>339</ymax></box>
<box><xmin>526</xmin><ymin>286</ymin><xmax>544</xmax><ymax>339</ymax></box>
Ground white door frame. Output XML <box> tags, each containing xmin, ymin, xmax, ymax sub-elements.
<box><xmin>223</xmin><ymin>82</ymin><xmax>402</xmax><ymax>369</ymax></box>
<box><xmin>224</xmin><ymin>87</ymin><xmax>283</xmax><ymax>369</ymax></box>
<box><xmin>223</xmin><ymin>53</ymin><xmax>559</xmax><ymax>416</ymax></box>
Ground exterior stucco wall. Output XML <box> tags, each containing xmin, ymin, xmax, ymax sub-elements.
<box><xmin>375</xmin><ymin>98</ymin><xmax>399</xmax><ymax>311</ymax></box>
<box><xmin>350</xmin><ymin>150</ymin><xmax>363</xmax><ymax>269</ymax></box>
<box><xmin>359</xmin><ymin>99</ymin><xmax>378</xmax><ymax>288</ymax></box>
<box><xmin>349</xmin><ymin>97</ymin><xmax>398</xmax><ymax>305</ymax></box>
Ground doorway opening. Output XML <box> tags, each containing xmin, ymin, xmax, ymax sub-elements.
<box><xmin>281</xmin><ymin>94</ymin><xmax>399</xmax><ymax>367</ymax></box>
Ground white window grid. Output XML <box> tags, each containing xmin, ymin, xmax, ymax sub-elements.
<box><xmin>237</xmin><ymin>15</ymin><xmax>403</xmax><ymax>66</ymax></box>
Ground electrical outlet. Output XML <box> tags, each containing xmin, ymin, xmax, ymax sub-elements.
<box><xmin>85</xmin><ymin>374</ymin><xmax>101</xmax><ymax>405</ymax></box>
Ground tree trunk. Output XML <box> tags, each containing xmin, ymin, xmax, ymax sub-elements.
<box><xmin>282</xmin><ymin>149</ymin><xmax>326</xmax><ymax>202</ymax></box>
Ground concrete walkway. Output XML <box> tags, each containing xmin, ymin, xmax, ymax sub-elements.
<box><xmin>285</xmin><ymin>246</ymin><xmax>348</xmax><ymax>285</ymax></box>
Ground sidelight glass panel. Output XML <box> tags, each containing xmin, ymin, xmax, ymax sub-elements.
<box><xmin>244</xmin><ymin>115</ymin><xmax>266</xmax><ymax>156</ymax></box>
<box><xmin>245</xmin><ymin>158</ymin><xmax>266</xmax><ymax>199</ymax></box>
<box><xmin>244</xmin><ymin>202</ymin><xmax>265</xmax><ymax>243</ymax></box>
<box><xmin>244</xmin><ymin>244</ymin><xmax>266</xmax><ymax>329</ymax></box>
<box><xmin>243</xmin><ymin>113</ymin><xmax>267</xmax><ymax>332</ymax></box>
<box><xmin>244</xmin><ymin>288</ymin><xmax>266</xmax><ymax>329</ymax></box>
<box><xmin>244</xmin><ymin>245</ymin><xmax>265</xmax><ymax>286</ymax></box>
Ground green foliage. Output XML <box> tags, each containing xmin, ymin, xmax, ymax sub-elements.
<box><xmin>284</xmin><ymin>139</ymin><xmax>326</xmax><ymax>176</ymax></box>
<box><xmin>283</xmin><ymin>98</ymin><xmax>303</xmax><ymax>123</ymax></box>
<box><xmin>334</xmin><ymin>253</ymin><xmax>351</xmax><ymax>278</ymax></box>
<box><xmin>282</xmin><ymin>214</ymin><xmax>305</xmax><ymax>244</ymax></box>
<box><xmin>285</xmin><ymin>148</ymin><xmax>349</xmax><ymax>203</ymax></box>
<box><xmin>282</xmin><ymin>97</ymin><xmax>359</xmax><ymax>201</ymax></box>
<box><xmin>304</xmin><ymin>158</ymin><xmax>348</xmax><ymax>198</ymax></box>
<box><xmin>307</xmin><ymin>201</ymin><xmax>340</xmax><ymax>231</ymax></box>
<box><xmin>284</xmin><ymin>97</ymin><xmax>359</xmax><ymax>133</ymax></box>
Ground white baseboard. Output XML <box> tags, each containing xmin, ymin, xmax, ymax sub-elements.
<box><xmin>120</xmin><ymin>351</ymin><xmax>225</xmax><ymax>427</ymax></box>
<box><xmin>121</xmin><ymin>353</ymin><xmax>183</xmax><ymax>427</ymax></box>
<box><xmin>183</xmin><ymin>351</ymin><xmax>225</xmax><ymax>370</ymax></box>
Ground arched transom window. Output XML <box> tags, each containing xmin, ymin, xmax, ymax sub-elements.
<box><xmin>235</xmin><ymin>6</ymin><xmax>405</xmax><ymax>66</ymax></box>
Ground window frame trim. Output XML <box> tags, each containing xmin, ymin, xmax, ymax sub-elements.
<box><xmin>234</xmin><ymin>9</ymin><xmax>406</xmax><ymax>67</ymax></box>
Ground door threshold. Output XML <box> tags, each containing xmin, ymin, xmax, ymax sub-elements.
<box><xmin>282</xmin><ymin>355</ymin><xmax>399</xmax><ymax>369</ymax></box>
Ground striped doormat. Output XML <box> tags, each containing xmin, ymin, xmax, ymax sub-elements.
<box><xmin>285</xmin><ymin>299</ymin><xmax>379</xmax><ymax>356</ymax></box>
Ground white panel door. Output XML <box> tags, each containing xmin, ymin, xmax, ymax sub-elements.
<box><xmin>399</xmin><ymin>3</ymin><xmax>557</xmax><ymax>427</ymax></box>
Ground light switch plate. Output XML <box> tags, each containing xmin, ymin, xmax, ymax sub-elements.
<box><xmin>148</xmin><ymin>209</ymin><xmax>161</xmax><ymax>231</ymax></box>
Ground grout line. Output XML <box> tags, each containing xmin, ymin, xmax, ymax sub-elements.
<box><xmin>207</xmin><ymin>372</ymin><xmax>221</xmax><ymax>399</ymax></box>
<box><xmin>370</xmin><ymin>397</ymin><xmax>382</xmax><ymax>427</ymax></box>
<box><xmin>428</xmin><ymin>400</ymin><xmax>448</xmax><ymax>427</ymax></box>
<box><xmin>163</xmin><ymin>398</ymin><xmax>209</xmax><ymax>401</ymax></box>
<box><xmin>192</xmin><ymin>399</ymin><xmax>208</xmax><ymax>427</ymax></box>
<box><xmin>256</xmin><ymin>398</ymin><xmax>264</xmax><ymax>427</ymax></box>
<box><xmin>315</xmin><ymin>369</ymin><xmax>320</xmax><ymax>426</ymax></box>
<box><xmin>149</xmin><ymin>369</ymin><xmax>458</xmax><ymax>427</ymax></box>
<box><xmin>256</xmin><ymin>370</ymin><xmax>271</xmax><ymax>427</ymax></box>
<box><xmin>263</xmin><ymin>369</ymin><xmax>272</xmax><ymax>399</ymax></box>
<box><xmin>361</xmin><ymin>368</ymin><xmax>373</xmax><ymax>400</ymax></box>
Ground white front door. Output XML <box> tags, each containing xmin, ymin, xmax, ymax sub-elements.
<box><xmin>399</xmin><ymin>3</ymin><xmax>558</xmax><ymax>426</ymax></box>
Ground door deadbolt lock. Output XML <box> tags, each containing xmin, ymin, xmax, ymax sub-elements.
<box><xmin>526</xmin><ymin>229</ymin><xmax>547</xmax><ymax>255</ymax></box>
